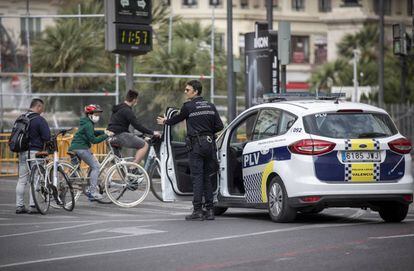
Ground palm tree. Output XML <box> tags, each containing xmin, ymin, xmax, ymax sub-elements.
<box><xmin>31</xmin><ymin>0</ymin><xmax>112</xmax><ymax>92</ymax></box>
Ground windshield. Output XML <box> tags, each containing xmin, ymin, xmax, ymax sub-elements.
<box><xmin>303</xmin><ymin>112</ymin><xmax>398</xmax><ymax>139</ymax></box>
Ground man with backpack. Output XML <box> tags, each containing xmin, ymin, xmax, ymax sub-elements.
<box><xmin>12</xmin><ymin>98</ymin><xmax>51</xmax><ymax>214</ymax></box>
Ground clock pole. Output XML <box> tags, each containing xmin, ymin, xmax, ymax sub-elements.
<box><xmin>125</xmin><ymin>53</ymin><xmax>134</xmax><ymax>91</ymax></box>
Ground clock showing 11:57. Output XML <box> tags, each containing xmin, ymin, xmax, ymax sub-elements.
<box><xmin>115</xmin><ymin>24</ymin><xmax>152</xmax><ymax>53</ymax></box>
<box><xmin>120</xmin><ymin>29</ymin><xmax>149</xmax><ymax>45</ymax></box>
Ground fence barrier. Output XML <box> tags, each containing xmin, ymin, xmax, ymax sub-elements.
<box><xmin>0</xmin><ymin>129</ymin><xmax>107</xmax><ymax>177</ymax></box>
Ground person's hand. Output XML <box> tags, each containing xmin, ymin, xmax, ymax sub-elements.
<box><xmin>153</xmin><ymin>131</ymin><xmax>161</xmax><ymax>138</ymax></box>
<box><xmin>157</xmin><ymin>116</ymin><xmax>166</xmax><ymax>125</ymax></box>
<box><xmin>104</xmin><ymin>129</ymin><xmax>114</xmax><ymax>137</ymax></box>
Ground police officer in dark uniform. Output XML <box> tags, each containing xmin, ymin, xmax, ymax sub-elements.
<box><xmin>157</xmin><ymin>80</ymin><xmax>224</xmax><ymax>221</ymax></box>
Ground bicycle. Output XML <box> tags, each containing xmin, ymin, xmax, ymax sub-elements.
<box><xmin>28</xmin><ymin>129</ymin><xmax>75</xmax><ymax>215</ymax></box>
<box><xmin>59</xmin><ymin>137</ymin><xmax>150</xmax><ymax>208</ymax></box>
<box><xmin>144</xmin><ymin>136</ymin><xmax>163</xmax><ymax>202</ymax></box>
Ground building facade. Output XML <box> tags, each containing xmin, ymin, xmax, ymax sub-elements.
<box><xmin>161</xmin><ymin>0</ymin><xmax>413</xmax><ymax>88</ymax></box>
<box><xmin>0</xmin><ymin>0</ymin><xmax>413</xmax><ymax>89</ymax></box>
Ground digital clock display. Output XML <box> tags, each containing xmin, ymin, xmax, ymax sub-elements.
<box><xmin>119</xmin><ymin>29</ymin><xmax>150</xmax><ymax>46</ymax></box>
<box><xmin>113</xmin><ymin>24</ymin><xmax>152</xmax><ymax>54</ymax></box>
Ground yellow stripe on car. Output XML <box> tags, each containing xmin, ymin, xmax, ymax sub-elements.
<box><xmin>261</xmin><ymin>161</ymin><xmax>275</xmax><ymax>203</ymax></box>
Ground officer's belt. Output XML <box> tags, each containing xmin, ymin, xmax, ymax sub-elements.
<box><xmin>189</xmin><ymin>132</ymin><xmax>214</xmax><ymax>138</ymax></box>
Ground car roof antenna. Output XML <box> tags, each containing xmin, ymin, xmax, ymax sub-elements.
<box><xmin>334</xmin><ymin>85</ymin><xmax>343</xmax><ymax>104</ymax></box>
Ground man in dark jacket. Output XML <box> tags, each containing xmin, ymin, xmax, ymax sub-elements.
<box><xmin>107</xmin><ymin>90</ymin><xmax>160</xmax><ymax>164</ymax></box>
<box><xmin>16</xmin><ymin>98</ymin><xmax>51</xmax><ymax>214</ymax></box>
<box><xmin>157</xmin><ymin>80</ymin><xmax>224</xmax><ymax>221</ymax></box>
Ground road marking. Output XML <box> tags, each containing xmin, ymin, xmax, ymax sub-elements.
<box><xmin>0</xmin><ymin>221</ymin><xmax>372</xmax><ymax>268</ymax></box>
<box><xmin>369</xmin><ymin>233</ymin><xmax>414</xmax><ymax>240</ymax></box>
<box><xmin>83</xmin><ymin>225</ymin><xmax>155</xmax><ymax>234</ymax></box>
<box><xmin>0</xmin><ymin>218</ymin><xmax>184</xmax><ymax>227</ymax></box>
<box><xmin>44</xmin><ymin>227</ymin><xmax>165</xmax><ymax>246</ymax></box>
<box><xmin>0</xmin><ymin>222</ymin><xmax>99</xmax><ymax>238</ymax></box>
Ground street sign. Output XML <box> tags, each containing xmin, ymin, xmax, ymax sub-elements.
<box><xmin>245</xmin><ymin>30</ymin><xmax>279</xmax><ymax>107</ymax></box>
<box><xmin>106</xmin><ymin>0</ymin><xmax>152</xmax><ymax>24</ymax></box>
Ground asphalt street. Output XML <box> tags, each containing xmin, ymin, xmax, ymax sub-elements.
<box><xmin>0</xmin><ymin>177</ymin><xmax>413</xmax><ymax>271</ymax></box>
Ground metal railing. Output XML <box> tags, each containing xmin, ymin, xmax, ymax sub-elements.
<box><xmin>0</xmin><ymin>129</ymin><xmax>107</xmax><ymax>177</ymax></box>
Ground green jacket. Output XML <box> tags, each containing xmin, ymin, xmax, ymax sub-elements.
<box><xmin>69</xmin><ymin>117</ymin><xmax>108</xmax><ymax>150</ymax></box>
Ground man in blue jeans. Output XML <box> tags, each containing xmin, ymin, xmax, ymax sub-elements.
<box><xmin>16</xmin><ymin>98</ymin><xmax>51</xmax><ymax>214</ymax></box>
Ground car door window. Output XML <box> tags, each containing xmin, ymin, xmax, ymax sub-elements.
<box><xmin>279</xmin><ymin>111</ymin><xmax>297</xmax><ymax>135</ymax></box>
<box><xmin>230</xmin><ymin>112</ymin><xmax>259</xmax><ymax>145</ymax></box>
<box><xmin>252</xmin><ymin>109</ymin><xmax>281</xmax><ymax>140</ymax></box>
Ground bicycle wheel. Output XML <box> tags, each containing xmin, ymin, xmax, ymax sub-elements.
<box><xmin>105</xmin><ymin>162</ymin><xmax>150</xmax><ymax>208</ymax></box>
<box><xmin>56</xmin><ymin>167</ymin><xmax>75</xmax><ymax>211</ymax></box>
<box><xmin>30</xmin><ymin>164</ymin><xmax>50</xmax><ymax>215</ymax></box>
<box><xmin>148</xmin><ymin>159</ymin><xmax>164</xmax><ymax>202</ymax></box>
<box><xmin>47</xmin><ymin>162</ymin><xmax>82</xmax><ymax>208</ymax></box>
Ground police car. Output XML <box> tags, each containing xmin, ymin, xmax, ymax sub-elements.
<box><xmin>159</xmin><ymin>97</ymin><xmax>413</xmax><ymax>223</ymax></box>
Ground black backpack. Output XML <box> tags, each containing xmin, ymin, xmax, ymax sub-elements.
<box><xmin>8</xmin><ymin>112</ymin><xmax>39</xmax><ymax>153</ymax></box>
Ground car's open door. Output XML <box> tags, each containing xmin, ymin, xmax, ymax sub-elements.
<box><xmin>159</xmin><ymin>108</ymin><xmax>193</xmax><ymax>202</ymax></box>
<box><xmin>159</xmin><ymin>107</ymin><xmax>219</xmax><ymax>202</ymax></box>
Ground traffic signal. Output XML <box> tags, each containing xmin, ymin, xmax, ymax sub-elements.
<box><xmin>392</xmin><ymin>23</ymin><xmax>409</xmax><ymax>56</ymax></box>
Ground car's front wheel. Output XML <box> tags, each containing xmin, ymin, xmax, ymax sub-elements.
<box><xmin>378</xmin><ymin>202</ymin><xmax>409</xmax><ymax>223</ymax></box>
<box><xmin>267</xmin><ymin>177</ymin><xmax>296</xmax><ymax>222</ymax></box>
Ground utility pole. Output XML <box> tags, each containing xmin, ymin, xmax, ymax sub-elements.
<box><xmin>378</xmin><ymin>0</ymin><xmax>384</xmax><ymax>107</ymax></box>
<box><xmin>227</xmin><ymin>0</ymin><xmax>236</xmax><ymax>122</ymax></box>
<box><xmin>353</xmin><ymin>49</ymin><xmax>360</xmax><ymax>102</ymax></box>
<box><xmin>125</xmin><ymin>54</ymin><xmax>134</xmax><ymax>92</ymax></box>
<box><xmin>267</xmin><ymin>0</ymin><xmax>273</xmax><ymax>30</ymax></box>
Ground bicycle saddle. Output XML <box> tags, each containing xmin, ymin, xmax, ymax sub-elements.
<box><xmin>35</xmin><ymin>151</ymin><xmax>49</xmax><ymax>158</ymax></box>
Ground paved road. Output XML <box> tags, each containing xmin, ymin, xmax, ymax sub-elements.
<box><xmin>0</xmin><ymin>177</ymin><xmax>413</xmax><ymax>271</ymax></box>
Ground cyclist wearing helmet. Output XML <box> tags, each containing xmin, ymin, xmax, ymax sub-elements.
<box><xmin>69</xmin><ymin>104</ymin><xmax>113</xmax><ymax>200</ymax></box>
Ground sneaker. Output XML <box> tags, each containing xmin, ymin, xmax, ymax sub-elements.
<box><xmin>27</xmin><ymin>206</ymin><xmax>40</xmax><ymax>214</ymax></box>
<box><xmin>15</xmin><ymin>206</ymin><xmax>27</xmax><ymax>214</ymax></box>
<box><xmin>185</xmin><ymin>210</ymin><xmax>204</xmax><ymax>221</ymax></box>
<box><xmin>89</xmin><ymin>191</ymin><xmax>104</xmax><ymax>200</ymax></box>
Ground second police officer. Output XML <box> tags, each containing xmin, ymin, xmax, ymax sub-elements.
<box><xmin>157</xmin><ymin>80</ymin><xmax>224</xmax><ymax>221</ymax></box>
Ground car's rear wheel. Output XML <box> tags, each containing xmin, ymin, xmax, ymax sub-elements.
<box><xmin>267</xmin><ymin>177</ymin><xmax>296</xmax><ymax>222</ymax></box>
<box><xmin>378</xmin><ymin>202</ymin><xmax>409</xmax><ymax>223</ymax></box>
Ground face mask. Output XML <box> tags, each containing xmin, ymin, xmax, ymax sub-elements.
<box><xmin>90</xmin><ymin>115</ymin><xmax>100</xmax><ymax>123</ymax></box>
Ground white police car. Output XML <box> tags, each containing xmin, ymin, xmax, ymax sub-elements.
<box><xmin>159</xmin><ymin>99</ymin><xmax>413</xmax><ymax>223</ymax></box>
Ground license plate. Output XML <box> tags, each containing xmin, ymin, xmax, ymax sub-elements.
<box><xmin>342</xmin><ymin>151</ymin><xmax>381</xmax><ymax>162</ymax></box>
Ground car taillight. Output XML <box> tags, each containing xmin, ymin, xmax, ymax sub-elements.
<box><xmin>403</xmin><ymin>194</ymin><xmax>413</xmax><ymax>202</ymax></box>
<box><xmin>289</xmin><ymin>139</ymin><xmax>336</xmax><ymax>155</ymax></box>
<box><xmin>388</xmin><ymin>138</ymin><xmax>412</xmax><ymax>154</ymax></box>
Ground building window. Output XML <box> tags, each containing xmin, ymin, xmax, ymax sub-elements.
<box><xmin>292</xmin><ymin>0</ymin><xmax>305</xmax><ymax>11</ymax></box>
<box><xmin>209</xmin><ymin>0</ymin><xmax>221</xmax><ymax>6</ymax></box>
<box><xmin>252</xmin><ymin>0</ymin><xmax>261</xmax><ymax>8</ymax></box>
<box><xmin>342</xmin><ymin>0</ymin><xmax>360</xmax><ymax>6</ymax></box>
<box><xmin>215</xmin><ymin>33</ymin><xmax>225</xmax><ymax>52</ymax></box>
<box><xmin>408</xmin><ymin>0</ymin><xmax>413</xmax><ymax>16</ymax></box>
<box><xmin>240</xmin><ymin>0</ymin><xmax>249</xmax><ymax>8</ymax></box>
<box><xmin>182</xmin><ymin>0</ymin><xmax>197</xmax><ymax>7</ymax></box>
<box><xmin>319</xmin><ymin>0</ymin><xmax>331</xmax><ymax>12</ymax></box>
<box><xmin>291</xmin><ymin>36</ymin><xmax>309</xmax><ymax>64</ymax></box>
<box><xmin>315</xmin><ymin>44</ymin><xmax>327</xmax><ymax>65</ymax></box>
<box><xmin>239</xmin><ymin>34</ymin><xmax>245</xmax><ymax>56</ymax></box>
<box><xmin>374</xmin><ymin>0</ymin><xmax>391</xmax><ymax>16</ymax></box>
<box><xmin>264</xmin><ymin>0</ymin><xmax>279</xmax><ymax>8</ymax></box>
<box><xmin>20</xmin><ymin>17</ymin><xmax>41</xmax><ymax>45</ymax></box>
